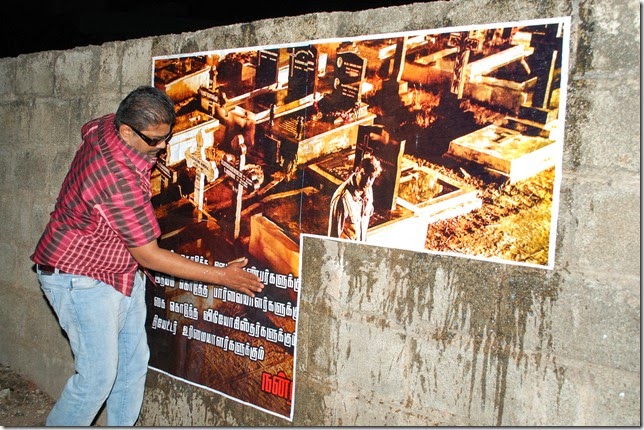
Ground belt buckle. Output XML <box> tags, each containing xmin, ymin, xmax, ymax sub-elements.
<box><xmin>38</xmin><ymin>264</ymin><xmax>58</xmax><ymax>275</ymax></box>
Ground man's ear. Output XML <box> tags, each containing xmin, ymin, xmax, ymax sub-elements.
<box><xmin>117</xmin><ymin>124</ymin><xmax>132</xmax><ymax>141</ymax></box>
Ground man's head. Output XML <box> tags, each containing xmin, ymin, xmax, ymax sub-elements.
<box><xmin>115</xmin><ymin>86</ymin><xmax>176</xmax><ymax>156</ymax></box>
<box><xmin>356</xmin><ymin>155</ymin><xmax>382</xmax><ymax>190</ymax></box>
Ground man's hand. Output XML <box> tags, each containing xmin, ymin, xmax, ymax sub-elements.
<box><xmin>129</xmin><ymin>241</ymin><xmax>264</xmax><ymax>297</ymax></box>
<box><xmin>222</xmin><ymin>257</ymin><xmax>264</xmax><ymax>297</ymax></box>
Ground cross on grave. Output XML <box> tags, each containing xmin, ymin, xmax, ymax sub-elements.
<box><xmin>448</xmin><ymin>32</ymin><xmax>479</xmax><ymax>99</ymax></box>
<box><xmin>211</xmin><ymin>66</ymin><xmax>218</xmax><ymax>90</ymax></box>
<box><xmin>184</xmin><ymin>129</ymin><xmax>218</xmax><ymax>211</ymax></box>
<box><xmin>198</xmin><ymin>86</ymin><xmax>226</xmax><ymax>117</ymax></box>
<box><xmin>220</xmin><ymin>134</ymin><xmax>255</xmax><ymax>240</ymax></box>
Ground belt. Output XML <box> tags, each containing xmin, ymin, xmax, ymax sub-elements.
<box><xmin>37</xmin><ymin>264</ymin><xmax>68</xmax><ymax>275</ymax></box>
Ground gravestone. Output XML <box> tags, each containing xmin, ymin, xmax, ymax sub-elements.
<box><xmin>333</xmin><ymin>51</ymin><xmax>367</xmax><ymax>110</ymax></box>
<box><xmin>256</xmin><ymin>48</ymin><xmax>280</xmax><ymax>89</ymax></box>
<box><xmin>526</xmin><ymin>22</ymin><xmax>562</xmax><ymax>109</ymax></box>
<box><xmin>287</xmin><ymin>46</ymin><xmax>317</xmax><ymax>102</ymax></box>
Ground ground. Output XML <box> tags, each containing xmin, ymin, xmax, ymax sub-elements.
<box><xmin>411</xmin><ymin>152</ymin><xmax>555</xmax><ymax>267</ymax></box>
<box><xmin>0</xmin><ymin>364</ymin><xmax>54</xmax><ymax>427</ymax></box>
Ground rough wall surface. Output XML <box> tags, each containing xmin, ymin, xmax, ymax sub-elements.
<box><xmin>0</xmin><ymin>0</ymin><xmax>639</xmax><ymax>426</ymax></box>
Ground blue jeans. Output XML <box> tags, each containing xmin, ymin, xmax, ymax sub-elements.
<box><xmin>38</xmin><ymin>269</ymin><xmax>149</xmax><ymax>426</ymax></box>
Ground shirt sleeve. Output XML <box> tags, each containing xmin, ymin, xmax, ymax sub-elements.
<box><xmin>97</xmin><ymin>194</ymin><xmax>161</xmax><ymax>248</ymax></box>
<box><xmin>328</xmin><ymin>192</ymin><xmax>345</xmax><ymax>238</ymax></box>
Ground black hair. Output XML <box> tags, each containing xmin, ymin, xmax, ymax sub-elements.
<box><xmin>360</xmin><ymin>155</ymin><xmax>382</xmax><ymax>176</ymax></box>
<box><xmin>114</xmin><ymin>86</ymin><xmax>176</xmax><ymax>130</ymax></box>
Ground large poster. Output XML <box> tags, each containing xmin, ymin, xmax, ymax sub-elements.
<box><xmin>145</xmin><ymin>16</ymin><xmax>570</xmax><ymax>420</ymax></box>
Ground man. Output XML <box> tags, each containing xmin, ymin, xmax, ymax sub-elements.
<box><xmin>31</xmin><ymin>86</ymin><xmax>263</xmax><ymax>426</ymax></box>
<box><xmin>328</xmin><ymin>155</ymin><xmax>383</xmax><ymax>241</ymax></box>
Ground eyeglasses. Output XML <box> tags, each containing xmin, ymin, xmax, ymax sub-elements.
<box><xmin>124</xmin><ymin>122</ymin><xmax>173</xmax><ymax>146</ymax></box>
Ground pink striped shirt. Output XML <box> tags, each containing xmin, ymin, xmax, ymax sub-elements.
<box><xmin>31</xmin><ymin>113</ymin><xmax>161</xmax><ymax>296</ymax></box>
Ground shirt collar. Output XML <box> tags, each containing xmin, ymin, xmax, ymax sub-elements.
<box><xmin>98</xmin><ymin>113</ymin><xmax>158</xmax><ymax>173</ymax></box>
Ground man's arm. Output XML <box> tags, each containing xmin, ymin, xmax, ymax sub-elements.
<box><xmin>128</xmin><ymin>240</ymin><xmax>264</xmax><ymax>297</ymax></box>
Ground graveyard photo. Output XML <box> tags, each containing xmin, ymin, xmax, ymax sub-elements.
<box><xmin>150</xmin><ymin>22</ymin><xmax>564</xmax><ymax>271</ymax></box>
<box><xmin>143</xmin><ymin>22</ymin><xmax>566</xmax><ymax>418</ymax></box>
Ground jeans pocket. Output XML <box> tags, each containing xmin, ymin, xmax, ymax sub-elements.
<box><xmin>70</xmin><ymin>275</ymin><xmax>103</xmax><ymax>291</ymax></box>
<box><xmin>40</xmin><ymin>284</ymin><xmax>57</xmax><ymax>308</ymax></box>
<box><xmin>39</xmin><ymin>274</ymin><xmax>71</xmax><ymax>310</ymax></box>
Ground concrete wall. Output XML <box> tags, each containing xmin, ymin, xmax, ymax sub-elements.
<box><xmin>0</xmin><ymin>0</ymin><xmax>639</xmax><ymax>426</ymax></box>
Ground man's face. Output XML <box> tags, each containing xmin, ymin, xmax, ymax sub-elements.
<box><xmin>357</xmin><ymin>168</ymin><xmax>379</xmax><ymax>190</ymax></box>
<box><xmin>123</xmin><ymin>123</ymin><xmax>173</xmax><ymax>157</ymax></box>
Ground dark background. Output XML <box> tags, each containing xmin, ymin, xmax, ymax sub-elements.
<box><xmin>0</xmin><ymin>1</ymin><xmax>426</xmax><ymax>58</ymax></box>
